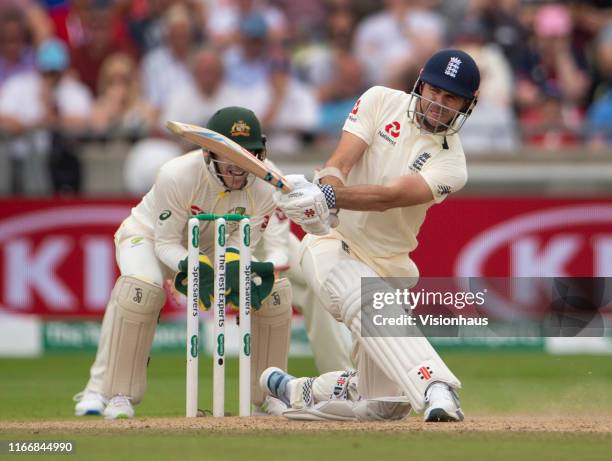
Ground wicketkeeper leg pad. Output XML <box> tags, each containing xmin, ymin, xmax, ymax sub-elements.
<box><xmin>102</xmin><ymin>275</ymin><xmax>166</xmax><ymax>404</ymax></box>
<box><xmin>251</xmin><ymin>277</ymin><xmax>292</xmax><ymax>407</ymax></box>
<box><xmin>323</xmin><ymin>261</ymin><xmax>461</xmax><ymax>412</ymax></box>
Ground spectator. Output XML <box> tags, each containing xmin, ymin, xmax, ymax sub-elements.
<box><xmin>586</xmin><ymin>23</ymin><xmax>612</xmax><ymax>149</ymax></box>
<box><xmin>292</xmin><ymin>6</ymin><xmax>357</xmax><ymax>87</ymax></box>
<box><xmin>353</xmin><ymin>0</ymin><xmax>445</xmax><ymax>85</ymax></box>
<box><xmin>207</xmin><ymin>0</ymin><xmax>288</xmax><ymax>47</ymax></box>
<box><xmin>0</xmin><ymin>39</ymin><xmax>92</xmax><ymax>192</ymax></box>
<box><xmin>513</xmin><ymin>4</ymin><xmax>589</xmax><ymax>149</ymax></box>
<box><xmin>317</xmin><ymin>54</ymin><xmax>365</xmax><ymax>139</ymax></box>
<box><xmin>69</xmin><ymin>0</ymin><xmax>138</xmax><ymax>95</ymax></box>
<box><xmin>460</xmin><ymin>0</ymin><xmax>527</xmax><ymax>70</ymax></box>
<box><xmin>223</xmin><ymin>12</ymin><xmax>273</xmax><ymax>87</ymax></box>
<box><xmin>0</xmin><ymin>38</ymin><xmax>92</xmax><ymax>136</ymax></box>
<box><xmin>50</xmin><ymin>0</ymin><xmax>133</xmax><ymax>51</ymax></box>
<box><xmin>274</xmin><ymin>0</ymin><xmax>326</xmax><ymax>45</ymax></box>
<box><xmin>90</xmin><ymin>53</ymin><xmax>158</xmax><ymax>136</ymax></box>
<box><xmin>515</xmin><ymin>4</ymin><xmax>590</xmax><ymax>111</ymax></box>
<box><xmin>162</xmin><ymin>48</ymin><xmax>240</xmax><ymax>128</ymax></box>
<box><xmin>353</xmin><ymin>0</ymin><xmax>414</xmax><ymax>85</ymax></box>
<box><xmin>141</xmin><ymin>3</ymin><xmax>197</xmax><ymax>111</ymax></box>
<box><xmin>120</xmin><ymin>0</ymin><xmax>205</xmax><ymax>55</ymax></box>
<box><xmin>1</xmin><ymin>0</ymin><xmax>53</xmax><ymax>44</ymax></box>
<box><xmin>249</xmin><ymin>51</ymin><xmax>320</xmax><ymax>154</ymax></box>
<box><xmin>452</xmin><ymin>18</ymin><xmax>519</xmax><ymax>152</ymax></box>
<box><xmin>0</xmin><ymin>8</ymin><xmax>36</xmax><ymax>87</ymax></box>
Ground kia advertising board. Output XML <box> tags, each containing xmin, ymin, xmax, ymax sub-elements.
<box><xmin>1</xmin><ymin>198</ymin><xmax>611</xmax><ymax>319</ymax></box>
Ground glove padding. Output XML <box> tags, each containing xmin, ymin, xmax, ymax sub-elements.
<box><xmin>224</xmin><ymin>248</ymin><xmax>274</xmax><ymax>310</ymax></box>
<box><xmin>275</xmin><ymin>174</ymin><xmax>330</xmax><ymax>236</ymax></box>
<box><xmin>174</xmin><ymin>254</ymin><xmax>216</xmax><ymax>309</ymax></box>
<box><xmin>174</xmin><ymin>248</ymin><xmax>275</xmax><ymax>310</ymax></box>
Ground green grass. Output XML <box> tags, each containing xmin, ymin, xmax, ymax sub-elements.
<box><xmin>2</xmin><ymin>351</ymin><xmax>612</xmax><ymax>420</ymax></box>
<box><xmin>1</xmin><ymin>432</ymin><xmax>611</xmax><ymax>461</ymax></box>
<box><xmin>2</xmin><ymin>351</ymin><xmax>612</xmax><ymax>460</ymax></box>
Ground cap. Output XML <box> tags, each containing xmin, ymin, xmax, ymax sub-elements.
<box><xmin>240</xmin><ymin>13</ymin><xmax>268</xmax><ymax>39</ymax></box>
<box><xmin>420</xmin><ymin>48</ymin><xmax>480</xmax><ymax>100</ymax></box>
<box><xmin>36</xmin><ymin>39</ymin><xmax>69</xmax><ymax>72</ymax></box>
<box><xmin>207</xmin><ymin>107</ymin><xmax>265</xmax><ymax>151</ymax></box>
<box><xmin>534</xmin><ymin>4</ymin><xmax>572</xmax><ymax>38</ymax></box>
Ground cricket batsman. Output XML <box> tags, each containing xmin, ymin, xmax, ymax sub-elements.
<box><xmin>264</xmin><ymin>49</ymin><xmax>481</xmax><ymax>422</ymax></box>
<box><xmin>73</xmin><ymin>107</ymin><xmax>293</xmax><ymax>419</ymax></box>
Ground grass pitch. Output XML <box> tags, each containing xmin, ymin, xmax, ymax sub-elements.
<box><xmin>1</xmin><ymin>351</ymin><xmax>611</xmax><ymax>460</ymax></box>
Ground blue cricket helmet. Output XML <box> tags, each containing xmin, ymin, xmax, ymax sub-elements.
<box><xmin>420</xmin><ymin>49</ymin><xmax>480</xmax><ymax>100</ymax></box>
<box><xmin>408</xmin><ymin>49</ymin><xmax>481</xmax><ymax>136</ymax></box>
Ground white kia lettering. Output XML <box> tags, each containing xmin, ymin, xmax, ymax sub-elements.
<box><xmin>5</xmin><ymin>237</ymin><xmax>76</xmax><ymax>309</ymax></box>
<box><xmin>83</xmin><ymin>236</ymin><xmax>115</xmax><ymax>310</ymax></box>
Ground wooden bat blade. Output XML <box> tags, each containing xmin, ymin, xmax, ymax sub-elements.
<box><xmin>165</xmin><ymin>120</ymin><xmax>292</xmax><ymax>192</ymax></box>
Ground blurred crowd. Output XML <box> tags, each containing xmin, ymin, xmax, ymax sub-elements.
<box><xmin>0</xmin><ymin>0</ymin><xmax>611</xmax><ymax>193</ymax></box>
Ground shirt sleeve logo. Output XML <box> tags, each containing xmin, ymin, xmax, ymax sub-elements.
<box><xmin>159</xmin><ymin>210</ymin><xmax>172</xmax><ymax>220</ymax></box>
<box><xmin>409</xmin><ymin>152</ymin><xmax>432</xmax><ymax>172</ymax></box>
<box><xmin>351</xmin><ymin>99</ymin><xmax>361</xmax><ymax>115</ymax></box>
<box><xmin>384</xmin><ymin>121</ymin><xmax>401</xmax><ymax>138</ymax></box>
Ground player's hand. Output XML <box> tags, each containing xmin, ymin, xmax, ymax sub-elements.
<box><xmin>275</xmin><ymin>174</ymin><xmax>330</xmax><ymax>236</ymax></box>
<box><xmin>224</xmin><ymin>248</ymin><xmax>275</xmax><ymax>310</ymax></box>
<box><xmin>174</xmin><ymin>254</ymin><xmax>216</xmax><ymax>309</ymax></box>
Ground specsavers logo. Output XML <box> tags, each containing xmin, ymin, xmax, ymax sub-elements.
<box><xmin>159</xmin><ymin>210</ymin><xmax>172</xmax><ymax>220</ymax></box>
<box><xmin>230</xmin><ymin>120</ymin><xmax>251</xmax><ymax>137</ymax></box>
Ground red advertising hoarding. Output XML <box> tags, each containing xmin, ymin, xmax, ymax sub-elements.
<box><xmin>0</xmin><ymin>197</ymin><xmax>610</xmax><ymax>318</ymax></box>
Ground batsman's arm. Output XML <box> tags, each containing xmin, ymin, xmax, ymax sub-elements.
<box><xmin>318</xmin><ymin>131</ymin><xmax>367</xmax><ymax>188</ymax></box>
<box><xmin>333</xmin><ymin>175</ymin><xmax>434</xmax><ymax>211</ymax></box>
<box><xmin>317</xmin><ymin>130</ymin><xmax>433</xmax><ymax>211</ymax></box>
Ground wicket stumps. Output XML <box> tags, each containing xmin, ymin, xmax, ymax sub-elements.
<box><xmin>186</xmin><ymin>213</ymin><xmax>251</xmax><ymax>418</ymax></box>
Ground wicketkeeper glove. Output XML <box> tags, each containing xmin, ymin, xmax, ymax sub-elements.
<box><xmin>174</xmin><ymin>248</ymin><xmax>275</xmax><ymax>311</ymax></box>
<box><xmin>174</xmin><ymin>253</ymin><xmax>217</xmax><ymax>310</ymax></box>
<box><xmin>224</xmin><ymin>248</ymin><xmax>275</xmax><ymax>310</ymax></box>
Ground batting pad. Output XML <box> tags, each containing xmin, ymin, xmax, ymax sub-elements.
<box><xmin>251</xmin><ymin>277</ymin><xmax>292</xmax><ymax>406</ymax></box>
<box><xmin>102</xmin><ymin>276</ymin><xmax>166</xmax><ymax>404</ymax></box>
<box><xmin>323</xmin><ymin>261</ymin><xmax>461</xmax><ymax>412</ymax></box>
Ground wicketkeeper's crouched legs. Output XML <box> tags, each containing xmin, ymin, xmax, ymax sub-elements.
<box><xmin>83</xmin><ymin>233</ymin><xmax>167</xmax><ymax>402</ymax></box>
<box><xmin>300</xmin><ymin>234</ymin><xmax>461</xmax><ymax>413</ymax></box>
<box><xmin>251</xmin><ymin>277</ymin><xmax>292</xmax><ymax>407</ymax></box>
<box><xmin>101</xmin><ymin>275</ymin><xmax>166</xmax><ymax>403</ymax></box>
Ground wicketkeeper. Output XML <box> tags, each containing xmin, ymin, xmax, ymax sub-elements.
<box><xmin>74</xmin><ymin>107</ymin><xmax>293</xmax><ymax>419</ymax></box>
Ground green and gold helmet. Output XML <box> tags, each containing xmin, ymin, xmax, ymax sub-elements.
<box><xmin>206</xmin><ymin>106</ymin><xmax>266</xmax><ymax>152</ymax></box>
<box><xmin>204</xmin><ymin>106</ymin><xmax>267</xmax><ymax>190</ymax></box>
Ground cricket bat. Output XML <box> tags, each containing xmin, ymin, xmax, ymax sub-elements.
<box><xmin>166</xmin><ymin>120</ymin><xmax>292</xmax><ymax>193</ymax></box>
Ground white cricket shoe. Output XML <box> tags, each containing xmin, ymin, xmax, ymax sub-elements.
<box><xmin>73</xmin><ymin>390</ymin><xmax>107</xmax><ymax>416</ymax></box>
<box><xmin>423</xmin><ymin>382</ymin><xmax>464</xmax><ymax>422</ymax></box>
<box><xmin>103</xmin><ymin>394</ymin><xmax>135</xmax><ymax>420</ymax></box>
<box><xmin>253</xmin><ymin>395</ymin><xmax>288</xmax><ymax>416</ymax></box>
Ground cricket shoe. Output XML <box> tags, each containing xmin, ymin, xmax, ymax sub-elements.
<box><xmin>103</xmin><ymin>394</ymin><xmax>135</xmax><ymax>420</ymax></box>
<box><xmin>73</xmin><ymin>390</ymin><xmax>107</xmax><ymax>416</ymax></box>
<box><xmin>252</xmin><ymin>395</ymin><xmax>288</xmax><ymax>416</ymax></box>
<box><xmin>259</xmin><ymin>367</ymin><xmax>296</xmax><ymax>406</ymax></box>
<box><xmin>423</xmin><ymin>382</ymin><xmax>464</xmax><ymax>422</ymax></box>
